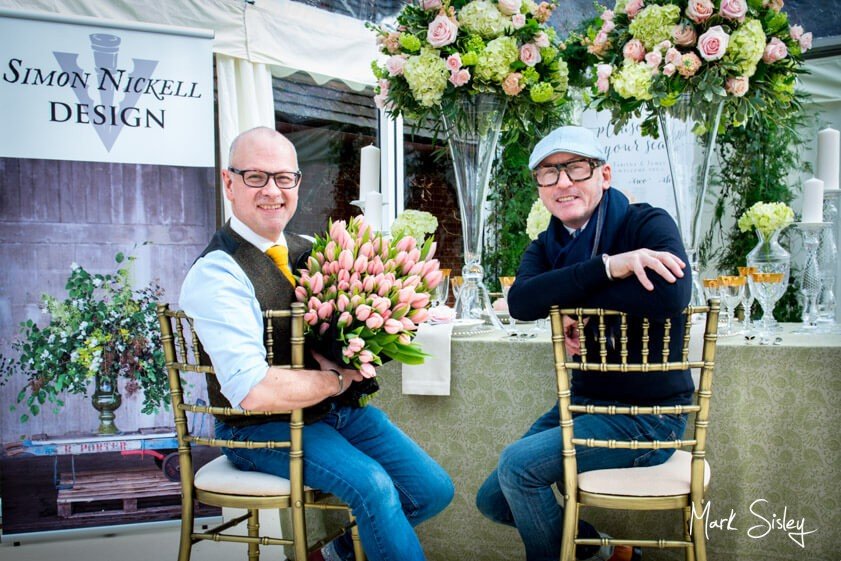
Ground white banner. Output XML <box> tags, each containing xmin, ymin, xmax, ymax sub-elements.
<box><xmin>0</xmin><ymin>10</ymin><xmax>214</xmax><ymax>166</ymax></box>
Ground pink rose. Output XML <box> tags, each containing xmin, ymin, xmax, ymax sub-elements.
<box><xmin>799</xmin><ymin>32</ymin><xmax>813</xmax><ymax>52</ymax></box>
<box><xmin>520</xmin><ymin>43</ymin><xmax>542</xmax><ymax>66</ymax></box>
<box><xmin>663</xmin><ymin>63</ymin><xmax>676</xmax><ymax>76</ymax></box>
<box><xmin>502</xmin><ymin>72</ymin><xmax>524</xmax><ymax>96</ymax></box>
<box><xmin>497</xmin><ymin>0</ymin><xmax>522</xmax><ymax>16</ymax></box>
<box><xmin>789</xmin><ymin>25</ymin><xmax>803</xmax><ymax>41</ymax></box>
<box><xmin>446</xmin><ymin>53</ymin><xmax>462</xmax><ymax>72</ymax></box>
<box><xmin>623</xmin><ymin>39</ymin><xmax>646</xmax><ymax>62</ymax></box>
<box><xmin>534</xmin><ymin>31</ymin><xmax>550</xmax><ymax>49</ymax></box>
<box><xmin>601</xmin><ymin>9</ymin><xmax>614</xmax><ymax>22</ymax></box>
<box><xmin>625</xmin><ymin>0</ymin><xmax>644</xmax><ymax>19</ymax></box>
<box><xmin>420</xmin><ymin>0</ymin><xmax>442</xmax><ymax>9</ymax></box>
<box><xmin>672</xmin><ymin>23</ymin><xmax>697</xmax><ymax>47</ymax></box>
<box><xmin>665</xmin><ymin>47</ymin><xmax>682</xmax><ymax>66</ymax></box>
<box><xmin>427</xmin><ymin>14</ymin><xmax>458</xmax><ymax>48</ymax></box>
<box><xmin>385</xmin><ymin>55</ymin><xmax>407</xmax><ymax>76</ymax></box>
<box><xmin>686</xmin><ymin>0</ymin><xmax>714</xmax><ymax>23</ymax></box>
<box><xmin>657</xmin><ymin>40</ymin><xmax>672</xmax><ymax>53</ymax></box>
<box><xmin>697</xmin><ymin>25</ymin><xmax>730</xmax><ymax>61</ymax></box>
<box><xmin>512</xmin><ymin>14</ymin><xmax>526</xmax><ymax>29</ymax></box>
<box><xmin>762</xmin><ymin>37</ymin><xmax>787</xmax><ymax>63</ymax></box>
<box><xmin>596</xmin><ymin>76</ymin><xmax>610</xmax><ymax>93</ymax></box>
<box><xmin>725</xmin><ymin>76</ymin><xmax>750</xmax><ymax>96</ymax></box>
<box><xmin>677</xmin><ymin>52</ymin><xmax>702</xmax><ymax>77</ymax></box>
<box><xmin>719</xmin><ymin>0</ymin><xmax>747</xmax><ymax>21</ymax></box>
<box><xmin>449</xmin><ymin>68</ymin><xmax>471</xmax><ymax>87</ymax></box>
<box><xmin>763</xmin><ymin>0</ymin><xmax>783</xmax><ymax>12</ymax></box>
<box><xmin>596</xmin><ymin>63</ymin><xmax>613</xmax><ymax>79</ymax></box>
<box><xmin>601</xmin><ymin>20</ymin><xmax>616</xmax><ymax>33</ymax></box>
<box><xmin>645</xmin><ymin>50</ymin><xmax>662</xmax><ymax>68</ymax></box>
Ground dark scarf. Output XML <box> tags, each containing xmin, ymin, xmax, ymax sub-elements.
<box><xmin>543</xmin><ymin>187</ymin><xmax>630</xmax><ymax>268</ymax></box>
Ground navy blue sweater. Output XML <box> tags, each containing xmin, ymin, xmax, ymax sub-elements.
<box><xmin>509</xmin><ymin>203</ymin><xmax>694</xmax><ymax>405</ymax></box>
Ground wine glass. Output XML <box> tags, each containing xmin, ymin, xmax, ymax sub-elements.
<box><xmin>737</xmin><ymin>266</ymin><xmax>756</xmax><ymax>334</ymax></box>
<box><xmin>718</xmin><ymin>275</ymin><xmax>745</xmax><ymax>335</ymax></box>
<box><xmin>749</xmin><ymin>272</ymin><xmax>785</xmax><ymax>345</ymax></box>
<box><xmin>702</xmin><ymin>278</ymin><xmax>720</xmax><ymax>304</ymax></box>
<box><xmin>451</xmin><ymin>275</ymin><xmax>464</xmax><ymax>303</ymax></box>
<box><xmin>433</xmin><ymin>269</ymin><xmax>451</xmax><ymax>307</ymax></box>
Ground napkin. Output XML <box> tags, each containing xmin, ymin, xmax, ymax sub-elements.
<box><xmin>402</xmin><ymin>322</ymin><xmax>453</xmax><ymax>396</ymax></box>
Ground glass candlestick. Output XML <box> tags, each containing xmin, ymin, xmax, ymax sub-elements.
<box><xmin>818</xmin><ymin>189</ymin><xmax>839</xmax><ymax>325</ymax></box>
<box><xmin>793</xmin><ymin>223</ymin><xmax>830</xmax><ymax>333</ymax></box>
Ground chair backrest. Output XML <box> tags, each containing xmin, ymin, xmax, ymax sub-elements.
<box><xmin>156</xmin><ymin>302</ymin><xmax>307</xmax><ymax>496</ymax></box>
<box><xmin>549</xmin><ymin>299</ymin><xmax>720</xmax><ymax>499</ymax></box>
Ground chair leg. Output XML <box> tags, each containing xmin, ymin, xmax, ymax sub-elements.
<box><xmin>682</xmin><ymin>507</ymin><xmax>695</xmax><ymax>561</ymax></box>
<box><xmin>560</xmin><ymin>500</ymin><xmax>578</xmax><ymax>561</ymax></box>
<box><xmin>688</xmin><ymin>503</ymin><xmax>707</xmax><ymax>561</ymax></box>
<box><xmin>247</xmin><ymin>509</ymin><xmax>261</xmax><ymax>561</ymax></box>
<box><xmin>177</xmin><ymin>500</ymin><xmax>193</xmax><ymax>561</ymax></box>
<box><xmin>348</xmin><ymin>509</ymin><xmax>365</xmax><ymax>561</ymax></box>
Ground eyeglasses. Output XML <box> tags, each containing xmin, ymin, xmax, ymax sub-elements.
<box><xmin>228</xmin><ymin>167</ymin><xmax>302</xmax><ymax>189</ymax></box>
<box><xmin>533</xmin><ymin>159</ymin><xmax>602</xmax><ymax>187</ymax></box>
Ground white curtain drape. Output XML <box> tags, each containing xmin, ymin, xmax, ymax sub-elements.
<box><xmin>216</xmin><ymin>53</ymin><xmax>276</xmax><ymax>220</ymax></box>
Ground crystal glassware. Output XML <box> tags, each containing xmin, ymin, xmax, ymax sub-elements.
<box><xmin>702</xmin><ymin>278</ymin><xmax>721</xmax><ymax>305</ymax></box>
<box><xmin>746</xmin><ymin>227</ymin><xmax>791</xmax><ymax>333</ymax></box>
<box><xmin>718</xmin><ymin>275</ymin><xmax>746</xmax><ymax>335</ymax></box>
<box><xmin>451</xmin><ymin>276</ymin><xmax>464</xmax><ymax>302</ymax></box>
<box><xmin>793</xmin><ymin>223</ymin><xmax>830</xmax><ymax>333</ymax></box>
<box><xmin>498</xmin><ymin>276</ymin><xmax>516</xmax><ymax>332</ymax></box>
<box><xmin>433</xmin><ymin>269</ymin><xmax>451</xmax><ymax>307</ymax></box>
<box><xmin>750</xmin><ymin>272</ymin><xmax>785</xmax><ymax>345</ymax></box>
<box><xmin>737</xmin><ymin>266</ymin><xmax>757</xmax><ymax>334</ymax></box>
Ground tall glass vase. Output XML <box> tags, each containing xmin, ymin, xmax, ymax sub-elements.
<box><xmin>746</xmin><ymin>227</ymin><xmax>791</xmax><ymax>332</ymax></box>
<box><xmin>442</xmin><ymin>94</ymin><xmax>507</xmax><ymax>330</ymax></box>
<box><xmin>658</xmin><ymin>95</ymin><xmax>725</xmax><ymax>306</ymax></box>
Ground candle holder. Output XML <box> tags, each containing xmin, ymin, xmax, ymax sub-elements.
<box><xmin>818</xmin><ymin>189</ymin><xmax>839</xmax><ymax>325</ymax></box>
<box><xmin>793</xmin><ymin>222</ymin><xmax>830</xmax><ymax>333</ymax></box>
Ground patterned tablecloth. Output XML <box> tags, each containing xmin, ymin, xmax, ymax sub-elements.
<box><xmin>376</xmin><ymin>324</ymin><xmax>841</xmax><ymax>561</ymax></box>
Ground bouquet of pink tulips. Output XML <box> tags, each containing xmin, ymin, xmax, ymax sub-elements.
<box><xmin>295</xmin><ymin>216</ymin><xmax>443</xmax><ymax>378</ymax></box>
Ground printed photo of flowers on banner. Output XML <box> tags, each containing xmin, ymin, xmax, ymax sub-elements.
<box><xmin>565</xmin><ymin>0</ymin><xmax>812</xmax><ymax>136</ymax></box>
<box><xmin>295</xmin><ymin>216</ymin><xmax>443</xmax><ymax>378</ymax></box>
<box><xmin>368</xmin><ymin>0</ymin><xmax>570</xmax><ymax>132</ymax></box>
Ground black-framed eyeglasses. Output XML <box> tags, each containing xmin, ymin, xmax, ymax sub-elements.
<box><xmin>533</xmin><ymin>159</ymin><xmax>603</xmax><ymax>187</ymax></box>
<box><xmin>228</xmin><ymin>167</ymin><xmax>302</xmax><ymax>189</ymax></box>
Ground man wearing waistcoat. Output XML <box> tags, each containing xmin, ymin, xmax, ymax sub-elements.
<box><xmin>476</xmin><ymin>126</ymin><xmax>692</xmax><ymax>561</ymax></box>
<box><xmin>180</xmin><ymin>127</ymin><xmax>453</xmax><ymax>561</ymax></box>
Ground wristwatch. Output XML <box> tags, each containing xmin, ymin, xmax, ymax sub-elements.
<box><xmin>602</xmin><ymin>254</ymin><xmax>613</xmax><ymax>281</ymax></box>
<box><xmin>329</xmin><ymin>369</ymin><xmax>344</xmax><ymax>396</ymax></box>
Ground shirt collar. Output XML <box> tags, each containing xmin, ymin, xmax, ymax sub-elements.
<box><xmin>563</xmin><ymin>219</ymin><xmax>589</xmax><ymax>237</ymax></box>
<box><xmin>230</xmin><ymin>215</ymin><xmax>286</xmax><ymax>252</ymax></box>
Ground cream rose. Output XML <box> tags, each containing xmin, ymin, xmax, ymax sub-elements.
<box><xmin>420</xmin><ymin>0</ymin><xmax>442</xmax><ymax>9</ymax></box>
<box><xmin>686</xmin><ymin>0</ymin><xmax>714</xmax><ymax>24</ymax></box>
<box><xmin>697</xmin><ymin>25</ymin><xmax>730</xmax><ymax>61</ymax></box>
<box><xmin>645</xmin><ymin>50</ymin><xmax>662</xmax><ymax>68</ymax></box>
<box><xmin>665</xmin><ymin>47</ymin><xmax>682</xmax><ymax>66</ymax></box>
<box><xmin>512</xmin><ymin>14</ymin><xmax>526</xmax><ymax>29</ymax></box>
<box><xmin>789</xmin><ymin>24</ymin><xmax>803</xmax><ymax>41</ymax></box>
<box><xmin>672</xmin><ymin>23</ymin><xmax>697</xmax><ymax>47</ymax></box>
<box><xmin>762</xmin><ymin>37</ymin><xmax>788</xmax><ymax>63</ymax></box>
<box><xmin>520</xmin><ymin>43</ymin><xmax>542</xmax><ymax>67</ymax></box>
<box><xmin>497</xmin><ymin>0</ymin><xmax>522</xmax><ymax>16</ymax></box>
<box><xmin>719</xmin><ymin>0</ymin><xmax>747</xmax><ymax>22</ymax></box>
<box><xmin>502</xmin><ymin>72</ymin><xmax>524</xmax><ymax>96</ymax></box>
<box><xmin>799</xmin><ymin>32</ymin><xmax>813</xmax><ymax>51</ymax></box>
<box><xmin>534</xmin><ymin>31</ymin><xmax>550</xmax><ymax>48</ymax></box>
<box><xmin>446</xmin><ymin>53</ymin><xmax>463</xmax><ymax>72</ymax></box>
<box><xmin>427</xmin><ymin>14</ymin><xmax>458</xmax><ymax>48</ymax></box>
<box><xmin>386</xmin><ymin>55</ymin><xmax>408</xmax><ymax>76</ymax></box>
<box><xmin>623</xmin><ymin>39</ymin><xmax>646</xmax><ymax>62</ymax></box>
<box><xmin>725</xmin><ymin>76</ymin><xmax>750</xmax><ymax>96</ymax></box>
<box><xmin>663</xmin><ymin>63</ymin><xmax>676</xmax><ymax>76</ymax></box>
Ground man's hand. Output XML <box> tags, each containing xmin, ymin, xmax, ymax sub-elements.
<box><xmin>310</xmin><ymin>350</ymin><xmax>365</xmax><ymax>395</ymax></box>
<box><xmin>562</xmin><ymin>315</ymin><xmax>589</xmax><ymax>357</ymax></box>
<box><xmin>606</xmin><ymin>249</ymin><xmax>686</xmax><ymax>291</ymax></box>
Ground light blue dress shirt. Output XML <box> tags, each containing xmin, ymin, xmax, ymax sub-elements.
<box><xmin>179</xmin><ymin>217</ymin><xmax>288</xmax><ymax>408</ymax></box>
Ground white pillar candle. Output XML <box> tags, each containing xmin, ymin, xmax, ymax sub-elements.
<box><xmin>802</xmin><ymin>177</ymin><xmax>824</xmax><ymax>223</ymax></box>
<box><xmin>359</xmin><ymin>145</ymin><xmax>381</xmax><ymax>202</ymax></box>
<box><xmin>817</xmin><ymin>127</ymin><xmax>840</xmax><ymax>191</ymax></box>
<box><xmin>364</xmin><ymin>191</ymin><xmax>383</xmax><ymax>232</ymax></box>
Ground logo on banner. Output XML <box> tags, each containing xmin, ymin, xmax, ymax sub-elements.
<box><xmin>53</xmin><ymin>34</ymin><xmax>159</xmax><ymax>151</ymax></box>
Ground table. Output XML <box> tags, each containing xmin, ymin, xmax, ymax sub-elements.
<box><xmin>376</xmin><ymin>324</ymin><xmax>841</xmax><ymax>561</ymax></box>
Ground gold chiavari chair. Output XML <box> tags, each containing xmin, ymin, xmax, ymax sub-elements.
<box><xmin>156</xmin><ymin>302</ymin><xmax>364</xmax><ymax>561</ymax></box>
<box><xmin>550</xmin><ymin>299</ymin><xmax>720</xmax><ymax>561</ymax></box>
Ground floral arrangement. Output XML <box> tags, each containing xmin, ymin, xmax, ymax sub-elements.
<box><xmin>390</xmin><ymin>209</ymin><xmax>439</xmax><ymax>241</ymax></box>
<box><xmin>369</xmin><ymin>0</ymin><xmax>571</xmax><ymax>135</ymax></box>
<box><xmin>525</xmin><ymin>198</ymin><xmax>551</xmax><ymax>239</ymax></box>
<box><xmin>737</xmin><ymin>201</ymin><xmax>794</xmax><ymax>237</ymax></box>
<box><xmin>295</xmin><ymin>216</ymin><xmax>443</xmax><ymax>377</ymax></box>
<box><xmin>564</xmin><ymin>0</ymin><xmax>812</xmax><ymax>136</ymax></box>
<box><xmin>0</xmin><ymin>252</ymin><xmax>167</xmax><ymax>421</ymax></box>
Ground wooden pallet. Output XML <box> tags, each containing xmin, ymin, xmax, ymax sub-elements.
<box><xmin>56</xmin><ymin>466</ymin><xmax>182</xmax><ymax>519</ymax></box>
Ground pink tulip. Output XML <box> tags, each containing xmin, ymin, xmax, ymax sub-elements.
<box><xmin>324</xmin><ymin>241</ymin><xmax>337</xmax><ymax>261</ymax></box>
<box><xmin>394</xmin><ymin>251</ymin><xmax>408</xmax><ymax>267</ymax></box>
<box><xmin>329</xmin><ymin>220</ymin><xmax>346</xmax><ymax>241</ymax></box>
<box><xmin>360</xmin><ymin>363</ymin><xmax>377</xmax><ymax>378</ymax></box>
<box><xmin>420</xmin><ymin>260</ymin><xmax>438</xmax><ymax>277</ymax></box>
<box><xmin>338</xmin><ymin>280</ymin><xmax>350</xmax><ymax>291</ymax></box>
<box><xmin>404</xmin><ymin>275</ymin><xmax>421</xmax><ymax>289</ymax></box>
<box><xmin>311</xmin><ymin>272</ymin><xmax>325</xmax><ymax>294</ymax></box>
<box><xmin>348</xmin><ymin>337</ymin><xmax>365</xmax><ymax>353</ymax></box>
<box><xmin>395</xmin><ymin>236</ymin><xmax>416</xmax><ymax>252</ymax></box>
<box><xmin>409</xmin><ymin>307</ymin><xmax>429</xmax><ymax>324</ymax></box>
<box><xmin>343</xmin><ymin>347</ymin><xmax>356</xmax><ymax>358</ymax></box>
<box><xmin>307</xmin><ymin>255</ymin><xmax>322</xmax><ymax>272</ymax></box>
<box><xmin>350</xmin><ymin>294</ymin><xmax>364</xmax><ymax>308</ymax></box>
<box><xmin>312</xmin><ymin>252</ymin><xmax>325</xmax><ymax>265</ymax></box>
<box><xmin>400</xmin><ymin>317</ymin><xmax>417</xmax><ymax>331</ymax></box>
<box><xmin>295</xmin><ymin>286</ymin><xmax>308</xmax><ymax>301</ymax></box>
<box><xmin>350</xmin><ymin>279</ymin><xmax>364</xmax><ymax>293</ymax></box>
<box><xmin>370</xmin><ymin>259</ymin><xmax>385</xmax><ymax>275</ymax></box>
<box><xmin>338</xmin><ymin>249</ymin><xmax>354</xmax><ymax>271</ymax></box>
<box><xmin>319</xmin><ymin>323</ymin><xmax>330</xmax><ymax>335</ymax></box>
<box><xmin>358</xmin><ymin>350</ymin><xmax>375</xmax><ymax>363</ymax></box>
<box><xmin>408</xmin><ymin>262</ymin><xmax>424</xmax><ymax>277</ymax></box>
<box><xmin>363</xmin><ymin>275</ymin><xmax>376</xmax><ymax>293</ymax></box>
<box><xmin>410</xmin><ymin>292</ymin><xmax>430</xmax><ymax>309</ymax></box>
<box><xmin>398</xmin><ymin>286</ymin><xmax>415</xmax><ymax>305</ymax></box>
<box><xmin>355</xmin><ymin>305</ymin><xmax>372</xmax><ymax>321</ymax></box>
<box><xmin>398</xmin><ymin>333</ymin><xmax>412</xmax><ymax>346</ymax></box>
<box><xmin>383</xmin><ymin>318</ymin><xmax>403</xmax><ymax>334</ymax></box>
<box><xmin>359</xmin><ymin>241</ymin><xmax>374</xmax><ymax>258</ymax></box>
<box><xmin>373</xmin><ymin>297</ymin><xmax>391</xmax><ymax>314</ymax></box>
<box><xmin>424</xmin><ymin>269</ymin><xmax>443</xmax><ymax>288</ymax></box>
<box><xmin>366</xmin><ymin>314</ymin><xmax>385</xmax><ymax>330</ymax></box>
<box><xmin>303</xmin><ymin>310</ymin><xmax>318</xmax><ymax>326</ymax></box>
<box><xmin>308</xmin><ymin>296</ymin><xmax>322</xmax><ymax>310</ymax></box>
<box><xmin>391</xmin><ymin>303</ymin><xmax>410</xmax><ymax>319</ymax></box>
<box><xmin>377</xmin><ymin>279</ymin><xmax>393</xmax><ymax>296</ymax></box>
<box><xmin>424</xmin><ymin>242</ymin><xmax>437</xmax><ymax>260</ymax></box>
<box><xmin>337</xmin><ymin>311</ymin><xmax>353</xmax><ymax>328</ymax></box>
<box><xmin>337</xmin><ymin>294</ymin><xmax>350</xmax><ymax>312</ymax></box>
<box><xmin>317</xmin><ymin>301</ymin><xmax>334</xmax><ymax>320</ymax></box>
<box><xmin>353</xmin><ymin>255</ymin><xmax>368</xmax><ymax>274</ymax></box>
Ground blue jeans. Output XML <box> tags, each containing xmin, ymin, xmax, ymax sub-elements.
<box><xmin>215</xmin><ymin>404</ymin><xmax>454</xmax><ymax>561</ymax></box>
<box><xmin>476</xmin><ymin>400</ymin><xmax>686</xmax><ymax>561</ymax></box>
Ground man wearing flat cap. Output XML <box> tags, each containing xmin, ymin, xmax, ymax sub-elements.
<box><xmin>476</xmin><ymin>126</ymin><xmax>692</xmax><ymax>561</ymax></box>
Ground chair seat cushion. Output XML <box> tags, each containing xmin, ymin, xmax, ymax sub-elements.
<box><xmin>194</xmin><ymin>455</ymin><xmax>312</xmax><ymax>496</ymax></box>
<box><xmin>577</xmin><ymin>450</ymin><xmax>710</xmax><ymax>496</ymax></box>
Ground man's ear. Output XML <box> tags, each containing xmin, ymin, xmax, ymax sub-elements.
<box><xmin>221</xmin><ymin>169</ymin><xmax>234</xmax><ymax>201</ymax></box>
<box><xmin>600</xmin><ymin>163</ymin><xmax>612</xmax><ymax>191</ymax></box>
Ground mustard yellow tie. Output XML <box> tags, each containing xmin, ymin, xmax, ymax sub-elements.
<box><xmin>265</xmin><ymin>245</ymin><xmax>296</xmax><ymax>286</ymax></box>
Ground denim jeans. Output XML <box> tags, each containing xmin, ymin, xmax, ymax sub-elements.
<box><xmin>476</xmin><ymin>399</ymin><xmax>686</xmax><ymax>561</ymax></box>
<box><xmin>215</xmin><ymin>404</ymin><xmax>454</xmax><ymax>561</ymax></box>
